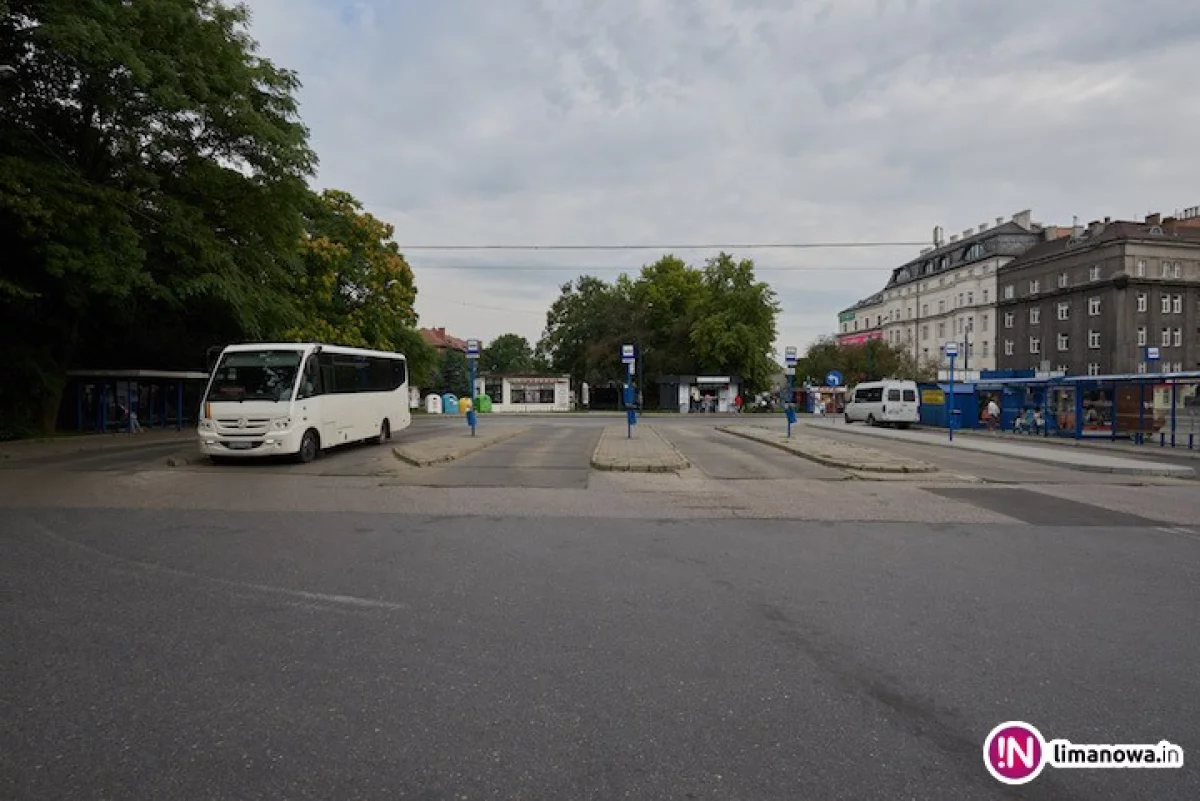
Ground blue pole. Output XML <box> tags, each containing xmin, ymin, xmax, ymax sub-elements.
<box><xmin>177</xmin><ymin>381</ymin><xmax>183</xmax><ymax>431</ymax></box>
<box><xmin>948</xmin><ymin>355</ymin><xmax>956</xmax><ymax>441</ymax></box>
<box><xmin>469</xmin><ymin>358</ymin><xmax>477</xmax><ymax>437</ymax></box>
<box><xmin>626</xmin><ymin>362</ymin><xmax>634</xmax><ymax>439</ymax></box>
<box><xmin>1170</xmin><ymin>380</ymin><xmax>1178</xmax><ymax>448</ymax></box>
<box><xmin>787</xmin><ymin>373</ymin><xmax>794</xmax><ymax>438</ymax></box>
<box><xmin>1137</xmin><ymin>382</ymin><xmax>1145</xmax><ymax>445</ymax></box>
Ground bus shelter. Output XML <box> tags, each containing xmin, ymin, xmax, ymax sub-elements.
<box><xmin>63</xmin><ymin>369</ymin><xmax>210</xmax><ymax>433</ymax></box>
<box><xmin>973</xmin><ymin>371</ymin><xmax>1200</xmax><ymax>449</ymax></box>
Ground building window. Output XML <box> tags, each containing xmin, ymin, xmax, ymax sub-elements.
<box><xmin>1003</xmin><ymin>285</ymin><xmax>1014</xmax><ymax>300</ymax></box>
<box><xmin>967</xmin><ymin>291</ymin><xmax>974</xmax><ymax>305</ymax></box>
<box><xmin>1030</xmin><ymin>337</ymin><xmax>1041</xmax><ymax>354</ymax></box>
<box><xmin>982</xmin><ymin>288</ymin><xmax>989</xmax><ymax>303</ymax></box>
<box><xmin>1161</xmin><ymin>294</ymin><xmax>1171</xmax><ymax>314</ymax></box>
<box><xmin>484</xmin><ymin>380</ymin><xmax>504</xmax><ymax>402</ymax></box>
<box><xmin>1057</xmin><ymin>302</ymin><xmax>1070</xmax><ymax>321</ymax></box>
<box><xmin>1161</xmin><ymin>328</ymin><xmax>1171</xmax><ymax>347</ymax></box>
<box><xmin>981</xmin><ymin>313</ymin><xmax>989</xmax><ymax>328</ymax></box>
<box><xmin>1137</xmin><ymin>326</ymin><xmax>1146</xmax><ymax>346</ymax></box>
<box><xmin>937</xmin><ymin>322</ymin><xmax>946</xmax><ymax>338</ymax></box>
<box><xmin>510</xmin><ymin>385</ymin><xmax>556</xmax><ymax>404</ymax></box>
<box><xmin>958</xmin><ymin>293</ymin><xmax>964</xmax><ymax>307</ymax></box>
<box><xmin>1004</xmin><ymin>312</ymin><xmax>1014</xmax><ymax>329</ymax></box>
<box><xmin>1029</xmin><ymin>279</ymin><xmax>1040</xmax><ymax>294</ymax></box>
<box><xmin>982</xmin><ymin>341</ymin><xmax>989</xmax><ymax>357</ymax></box>
<box><xmin>1029</xmin><ymin>308</ymin><xmax>1040</xmax><ymax>324</ymax></box>
<box><xmin>877</xmin><ymin>315</ymin><xmax>882</xmax><ymax>326</ymax></box>
<box><xmin>956</xmin><ymin>318</ymin><xmax>963</xmax><ymax>334</ymax></box>
<box><xmin>1161</xmin><ymin>262</ymin><xmax>1170</xmax><ymax>278</ymax></box>
<box><xmin>922</xmin><ymin>324</ymin><xmax>929</xmax><ymax>340</ymax></box>
<box><xmin>1137</xmin><ymin>362</ymin><xmax>1147</xmax><ymax>374</ymax></box>
<box><xmin>1088</xmin><ymin>297</ymin><xmax>1101</xmax><ymax>316</ymax></box>
<box><xmin>1088</xmin><ymin>330</ymin><xmax>1101</xmax><ymax>349</ymax></box>
<box><xmin>1174</xmin><ymin>262</ymin><xmax>1182</xmax><ymax>278</ymax></box>
<box><xmin>1058</xmin><ymin>272</ymin><xmax>1069</xmax><ymax>288</ymax></box>
<box><xmin>1087</xmin><ymin>363</ymin><xmax>1100</xmax><ymax>376</ymax></box>
<box><xmin>938</xmin><ymin>300</ymin><xmax>946</xmax><ymax>313</ymax></box>
<box><xmin>1057</xmin><ymin>333</ymin><xmax>1069</xmax><ymax>351</ymax></box>
<box><xmin>1136</xmin><ymin>259</ymin><xmax>1146</xmax><ymax>277</ymax></box>
<box><xmin>1057</xmin><ymin>364</ymin><xmax>1070</xmax><ymax>374</ymax></box>
<box><xmin>1137</xmin><ymin>293</ymin><xmax>1147</xmax><ymax>312</ymax></box>
<box><xmin>1173</xmin><ymin>328</ymin><xmax>1183</xmax><ymax>347</ymax></box>
<box><xmin>906</xmin><ymin>307</ymin><xmax>913</xmax><ymax>319</ymax></box>
<box><xmin>1004</xmin><ymin>340</ymin><xmax>1014</xmax><ymax>356</ymax></box>
<box><xmin>1172</xmin><ymin>295</ymin><xmax>1183</xmax><ymax>313</ymax></box>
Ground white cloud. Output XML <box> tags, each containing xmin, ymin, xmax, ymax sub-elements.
<box><xmin>244</xmin><ymin>0</ymin><xmax>1200</xmax><ymax>359</ymax></box>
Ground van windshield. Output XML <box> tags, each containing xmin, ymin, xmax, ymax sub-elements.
<box><xmin>206</xmin><ymin>350</ymin><xmax>303</xmax><ymax>402</ymax></box>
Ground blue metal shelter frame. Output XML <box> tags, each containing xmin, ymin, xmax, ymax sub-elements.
<box><xmin>973</xmin><ymin>370</ymin><xmax>1200</xmax><ymax>449</ymax></box>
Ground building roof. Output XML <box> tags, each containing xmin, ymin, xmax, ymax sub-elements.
<box><xmin>999</xmin><ymin>218</ymin><xmax>1200</xmax><ymax>274</ymax></box>
<box><xmin>419</xmin><ymin>327</ymin><xmax>468</xmax><ymax>351</ymax></box>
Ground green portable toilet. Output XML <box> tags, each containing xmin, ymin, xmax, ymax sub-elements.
<box><xmin>476</xmin><ymin>394</ymin><xmax>493</xmax><ymax>413</ymax></box>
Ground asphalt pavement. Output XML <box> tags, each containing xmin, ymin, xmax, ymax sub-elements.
<box><xmin>4</xmin><ymin>508</ymin><xmax>1198</xmax><ymax>800</ymax></box>
<box><xmin>2</xmin><ymin>415</ymin><xmax>1199</xmax><ymax>799</ymax></box>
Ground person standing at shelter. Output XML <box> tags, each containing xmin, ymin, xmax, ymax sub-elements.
<box><xmin>986</xmin><ymin>397</ymin><xmax>1001</xmax><ymax>432</ymax></box>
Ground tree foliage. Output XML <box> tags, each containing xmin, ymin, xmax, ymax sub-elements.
<box><xmin>287</xmin><ymin>188</ymin><xmax>435</xmax><ymax>386</ymax></box>
<box><xmin>796</xmin><ymin>336</ymin><xmax>933</xmax><ymax>386</ymax></box>
<box><xmin>0</xmin><ymin>0</ymin><xmax>315</xmax><ymax>432</ymax></box>
<box><xmin>480</xmin><ymin>333</ymin><xmax>534</xmax><ymax>374</ymax></box>
<box><xmin>536</xmin><ymin>253</ymin><xmax>781</xmax><ymax>394</ymax></box>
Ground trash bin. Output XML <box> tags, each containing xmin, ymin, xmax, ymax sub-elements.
<box><xmin>477</xmin><ymin>394</ymin><xmax>493</xmax><ymax>413</ymax></box>
<box><xmin>441</xmin><ymin>393</ymin><xmax>458</xmax><ymax>414</ymax></box>
<box><xmin>457</xmin><ymin>397</ymin><xmax>472</xmax><ymax>415</ymax></box>
<box><xmin>425</xmin><ymin>394</ymin><xmax>443</xmax><ymax>414</ymax></box>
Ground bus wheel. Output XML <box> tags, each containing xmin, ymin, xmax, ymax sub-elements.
<box><xmin>371</xmin><ymin>420</ymin><xmax>390</xmax><ymax>445</ymax></box>
<box><xmin>296</xmin><ymin>429</ymin><xmax>320</xmax><ymax>463</ymax></box>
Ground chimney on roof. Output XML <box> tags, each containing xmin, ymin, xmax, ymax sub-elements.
<box><xmin>1146</xmin><ymin>212</ymin><xmax>1161</xmax><ymax>226</ymax></box>
<box><xmin>1071</xmin><ymin>215</ymin><xmax>1083</xmax><ymax>239</ymax></box>
<box><xmin>1104</xmin><ymin>216</ymin><xmax>1111</xmax><ymax>224</ymax></box>
<box><xmin>950</xmin><ymin>234</ymin><xmax>959</xmax><ymax>243</ymax></box>
<box><xmin>995</xmin><ymin>217</ymin><xmax>1004</xmax><ymax>226</ymax></box>
<box><xmin>979</xmin><ymin>223</ymin><xmax>988</xmax><ymax>233</ymax></box>
<box><xmin>1088</xmin><ymin>219</ymin><xmax>1104</xmax><ymax>236</ymax></box>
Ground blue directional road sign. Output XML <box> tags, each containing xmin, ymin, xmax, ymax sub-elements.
<box><xmin>825</xmin><ymin>370</ymin><xmax>843</xmax><ymax>388</ymax></box>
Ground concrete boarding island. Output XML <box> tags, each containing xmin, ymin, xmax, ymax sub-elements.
<box><xmin>393</xmin><ymin>427</ymin><xmax>528</xmax><ymax>467</ymax></box>
<box><xmin>718</xmin><ymin>424</ymin><xmax>939</xmax><ymax>474</ymax></box>
<box><xmin>591</xmin><ymin>426</ymin><xmax>690</xmax><ymax>473</ymax></box>
<box><xmin>804</xmin><ymin>420</ymin><xmax>1196</xmax><ymax>479</ymax></box>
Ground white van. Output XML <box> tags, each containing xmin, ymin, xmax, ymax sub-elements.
<box><xmin>844</xmin><ymin>380</ymin><xmax>920</xmax><ymax>428</ymax></box>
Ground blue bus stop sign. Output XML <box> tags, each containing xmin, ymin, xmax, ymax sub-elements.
<box><xmin>825</xmin><ymin>370</ymin><xmax>843</xmax><ymax>388</ymax></box>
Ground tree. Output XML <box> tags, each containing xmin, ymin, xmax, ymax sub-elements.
<box><xmin>481</xmin><ymin>333</ymin><xmax>533</xmax><ymax>374</ymax></box>
<box><xmin>0</xmin><ymin>0</ymin><xmax>316</xmax><ymax>432</ymax></box>
<box><xmin>796</xmin><ymin>336</ymin><xmax>934</xmax><ymax>386</ymax></box>
<box><xmin>286</xmin><ymin>188</ymin><xmax>435</xmax><ymax>386</ymax></box>
<box><xmin>537</xmin><ymin>275</ymin><xmax>634</xmax><ymax>387</ymax></box>
<box><xmin>434</xmin><ymin>348</ymin><xmax>470</xmax><ymax>396</ymax></box>
<box><xmin>689</xmin><ymin>253</ymin><xmax>781</xmax><ymax>393</ymax></box>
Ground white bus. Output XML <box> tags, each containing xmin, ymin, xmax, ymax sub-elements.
<box><xmin>844</xmin><ymin>379</ymin><xmax>920</xmax><ymax>428</ymax></box>
<box><xmin>197</xmin><ymin>343</ymin><xmax>411</xmax><ymax>463</ymax></box>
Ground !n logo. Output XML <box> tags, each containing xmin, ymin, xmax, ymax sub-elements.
<box><xmin>984</xmin><ymin>721</ymin><xmax>1047</xmax><ymax>785</ymax></box>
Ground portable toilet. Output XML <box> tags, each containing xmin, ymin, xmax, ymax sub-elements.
<box><xmin>477</xmin><ymin>394</ymin><xmax>493</xmax><ymax>413</ymax></box>
<box><xmin>457</xmin><ymin>397</ymin><xmax>472</xmax><ymax>415</ymax></box>
<box><xmin>441</xmin><ymin>393</ymin><xmax>458</xmax><ymax>414</ymax></box>
<box><xmin>425</xmin><ymin>393</ymin><xmax>443</xmax><ymax>414</ymax></box>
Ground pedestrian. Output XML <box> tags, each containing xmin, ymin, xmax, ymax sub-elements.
<box><xmin>986</xmin><ymin>397</ymin><xmax>1001</xmax><ymax>432</ymax></box>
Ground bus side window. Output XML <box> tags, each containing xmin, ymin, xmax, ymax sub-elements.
<box><xmin>298</xmin><ymin>355</ymin><xmax>322</xmax><ymax>399</ymax></box>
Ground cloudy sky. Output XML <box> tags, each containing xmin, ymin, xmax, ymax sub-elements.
<box><xmin>244</xmin><ymin>0</ymin><xmax>1199</xmax><ymax>359</ymax></box>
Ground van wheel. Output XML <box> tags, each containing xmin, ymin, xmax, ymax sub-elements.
<box><xmin>866</xmin><ymin>414</ymin><xmax>877</xmax><ymax>427</ymax></box>
<box><xmin>296</xmin><ymin>429</ymin><xmax>320</xmax><ymax>463</ymax></box>
<box><xmin>897</xmin><ymin>422</ymin><xmax>910</xmax><ymax>430</ymax></box>
<box><xmin>844</xmin><ymin>413</ymin><xmax>851</xmax><ymax>424</ymax></box>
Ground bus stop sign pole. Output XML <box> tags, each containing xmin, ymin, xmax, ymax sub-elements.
<box><xmin>466</xmin><ymin>339</ymin><xmax>480</xmax><ymax>436</ymax></box>
<box><xmin>784</xmin><ymin>346</ymin><xmax>798</xmax><ymax>437</ymax></box>
<box><xmin>945</xmin><ymin>341</ymin><xmax>958</xmax><ymax>442</ymax></box>
<box><xmin>622</xmin><ymin>344</ymin><xmax>636</xmax><ymax>438</ymax></box>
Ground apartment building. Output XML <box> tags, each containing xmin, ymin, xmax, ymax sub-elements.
<box><xmin>837</xmin><ymin>210</ymin><xmax>1057</xmax><ymax>374</ymax></box>
<box><xmin>836</xmin><ymin>292</ymin><xmax>885</xmax><ymax>346</ymax></box>
<box><xmin>995</xmin><ymin>212</ymin><xmax>1200</xmax><ymax>376</ymax></box>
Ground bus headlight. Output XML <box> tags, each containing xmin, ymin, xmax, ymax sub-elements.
<box><xmin>198</xmin><ymin>419</ymin><xmax>214</xmax><ymax>431</ymax></box>
<box><xmin>271</xmin><ymin>417</ymin><xmax>292</xmax><ymax>430</ymax></box>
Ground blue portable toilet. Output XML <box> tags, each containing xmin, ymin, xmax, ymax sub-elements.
<box><xmin>441</xmin><ymin>393</ymin><xmax>458</xmax><ymax>414</ymax></box>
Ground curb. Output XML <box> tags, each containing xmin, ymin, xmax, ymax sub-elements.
<box><xmin>802</xmin><ymin>423</ymin><xmax>1196</xmax><ymax>479</ymax></box>
<box><xmin>392</xmin><ymin>427</ymin><xmax>527</xmax><ymax>467</ymax></box>
<box><xmin>716</xmin><ymin>425</ymin><xmax>938</xmax><ymax>474</ymax></box>
<box><xmin>589</xmin><ymin>426</ymin><xmax>691</xmax><ymax>473</ymax></box>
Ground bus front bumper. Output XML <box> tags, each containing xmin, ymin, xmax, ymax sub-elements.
<box><xmin>197</xmin><ymin>427</ymin><xmax>302</xmax><ymax>457</ymax></box>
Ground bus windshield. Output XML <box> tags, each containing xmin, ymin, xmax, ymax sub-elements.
<box><xmin>206</xmin><ymin>349</ymin><xmax>304</xmax><ymax>403</ymax></box>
